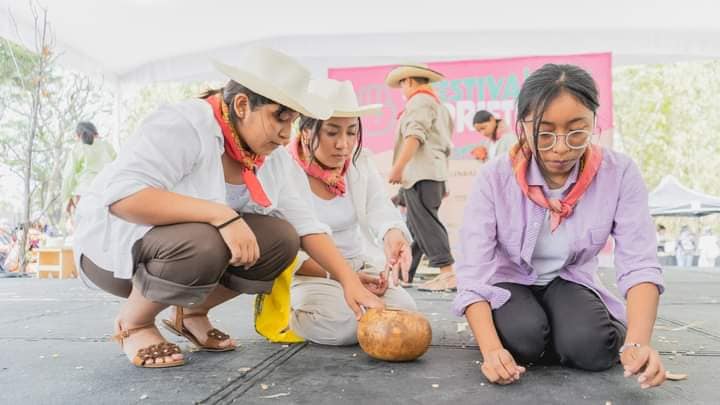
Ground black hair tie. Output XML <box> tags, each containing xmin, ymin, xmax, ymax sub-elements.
<box><xmin>216</xmin><ymin>214</ymin><xmax>243</xmax><ymax>230</ymax></box>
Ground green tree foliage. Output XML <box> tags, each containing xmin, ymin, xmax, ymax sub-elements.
<box><xmin>119</xmin><ymin>81</ymin><xmax>214</xmax><ymax>142</ymax></box>
<box><xmin>614</xmin><ymin>60</ymin><xmax>720</xmax><ymax>234</ymax></box>
<box><xmin>1</xmin><ymin>9</ymin><xmax>111</xmax><ymax>240</ymax></box>
<box><xmin>614</xmin><ymin>60</ymin><xmax>720</xmax><ymax>194</ymax></box>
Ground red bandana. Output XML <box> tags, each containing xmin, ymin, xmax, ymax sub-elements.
<box><xmin>396</xmin><ymin>88</ymin><xmax>441</xmax><ymax>119</ymax></box>
<box><xmin>289</xmin><ymin>136</ymin><xmax>349</xmax><ymax>197</ymax></box>
<box><xmin>206</xmin><ymin>94</ymin><xmax>271</xmax><ymax>207</ymax></box>
<box><xmin>509</xmin><ymin>143</ymin><xmax>603</xmax><ymax>232</ymax></box>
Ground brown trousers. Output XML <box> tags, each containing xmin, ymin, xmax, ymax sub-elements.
<box><xmin>80</xmin><ymin>214</ymin><xmax>300</xmax><ymax>307</ymax></box>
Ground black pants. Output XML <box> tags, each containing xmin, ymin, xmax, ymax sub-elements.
<box><xmin>493</xmin><ymin>278</ymin><xmax>626</xmax><ymax>371</ymax></box>
<box><xmin>402</xmin><ymin>180</ymin><xmax>454</xmax><ymax>282</ymax></box>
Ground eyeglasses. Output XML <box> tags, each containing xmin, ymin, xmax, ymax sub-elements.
<box><xmin>521</xmin><ymin>122</ymin><xmax>593</xmax><ymax>151</ymax></box>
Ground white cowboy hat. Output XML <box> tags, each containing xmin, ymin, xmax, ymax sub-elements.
<box><xmin>309</xmin><ymin>79</ymin><xmax>383</xmax><ymax>118</ymax></box>
<box><xmin>384</xmin><ymin>63</ymin><xmax>445</xmax><ymax>88</ymax></box>
<box><xmin>212</xmin><ymin>47</ymin><xmax>332</xmax><ymax>119</ymax></box>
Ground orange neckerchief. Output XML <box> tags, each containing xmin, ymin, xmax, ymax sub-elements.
<box><xmin>396</xmin><ymin>87</ymin><xmax>441</xmax><ymax>119</ymax></box>
<box><xmin>205</xmin><ymin>94</ymin><xmax>271</xmax><ymax>207</ymax></box>
<box><xmin>509</xmin><ymin>143</ymin><xmax>603</xmax><ymax>232</ymax></box>
<box><xmin>288</xmin><ymin>136</ymin><xmax>349</xmax><ymax>196</ymax></box>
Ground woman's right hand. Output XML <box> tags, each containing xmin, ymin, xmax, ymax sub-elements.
<box><xmin>480</xmin><ymin>347</ymin><xmax>526</xmax><ymax>385</ymax></box>
<box><xmin>342</xmin><ymin>277</ymin><xmax>385</xmax><ymax>319</ymax></box>
<box><xmin>214</xmin><ymin>212</ymin><xmax>260</xmax><ymax>269</ymax></box>
<box><xmin>358</xmin><ymin>272</ymin><xmax>388</xmax><ymax>297</ymax></box>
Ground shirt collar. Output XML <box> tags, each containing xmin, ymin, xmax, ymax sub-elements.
<box><xmin>527</xmin><ymin>156</ymin><xmax>580</xmax><ymax>194</ymax></box>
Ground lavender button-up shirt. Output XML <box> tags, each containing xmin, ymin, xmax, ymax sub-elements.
<box><xmin>452</xmin><ymin>148</ymin><xmax>664</xmax><ymax>324</ymax></box>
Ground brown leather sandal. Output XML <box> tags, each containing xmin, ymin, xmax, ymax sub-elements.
<box><xmin>161</xmin><ymin>306</ymin><xmax>236</xmax><ymax>352</ymax></box>
<box><xmin>112</xmin><ymin>322</ymin><xmax>185</xmax><ymax>368</ymax></box>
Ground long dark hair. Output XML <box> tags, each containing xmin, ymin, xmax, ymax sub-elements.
<box><xmin>515</xmin><ymin>64</ymin><xmax>599</xmax><ymax>162</ymax></box>
<box><xmin>297</xmin><ymin>116</ymin><xmax>363</xmax><ymax>166</ymax></box>
<box><xmin>473</xmin><ymin>110</ymin><xmax>501</xmax><ymax>141</ymax></box>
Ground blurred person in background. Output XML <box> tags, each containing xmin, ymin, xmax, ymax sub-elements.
<box><xmin>655</xmin><ymin>224</ymin><xmax>667</xmax><ymax>254</ymax></box>
<box><xmin>697</xmin><ymin>226</ymin><xmax>719</xmax><ymax>267</ymax></box>
<box><xmin>62</xmin><ymin>121</ymin><xmax>117</xmax><ymax>227</ymax></box>
<box><xmin>470</xmin><ymin>110</ymin><xmax>517</xmax><ymax>163</ymax></box>
<box><xmin>675</xmin><ymin>225</ymin><xmax>696</xmax><ymax>267</ymax></box>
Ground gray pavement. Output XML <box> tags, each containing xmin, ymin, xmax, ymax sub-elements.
<box><xmin>0</xmin><ymin>267</ymin><xmax>717</xmax><ymax>404</ymax></box>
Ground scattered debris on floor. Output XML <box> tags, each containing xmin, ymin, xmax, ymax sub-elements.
<box><xmin>666</xmin><ymin>372</ymin><xmax>688</xmax><ymax>381</ymax></box>
<box><xmin>259</xmin><ymin>393</ymin><xmax>290</xmax><ymax>399</ymax></box>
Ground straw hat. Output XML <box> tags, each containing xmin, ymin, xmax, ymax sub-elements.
<box><xmin>212</xmin><ymin>47</ymin><xmax>332</xmax><ymax>119</ymax></box>
<box><xmin>309</xmin><ymin>79</ymin><xmax>382</xmax><ymax>118</ymax></box>
<box><xmin>384</xmin><ymin>63</ymin><xmax>444</xmax><ymax>88</ymax></box>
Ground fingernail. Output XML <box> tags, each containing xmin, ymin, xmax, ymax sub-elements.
<box><xmin>624</xmin><ymin>371</ymin><xmax>631</xmax><ymax>377</ymax></box>
<box><xmin>638</xmin><ymin>376</ymin><xmax>646</xmax><ymax>383</ymax></box>
<box><xmin>641</xmin><ymin>384</ymin><xmax>649</xmax><ymax>389</ymax></box>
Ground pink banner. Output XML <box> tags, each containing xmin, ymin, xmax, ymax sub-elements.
<box><xmin>328</xmin><ymin>53</ymin><xmax>613</xmax><ymax>158</ymax></box>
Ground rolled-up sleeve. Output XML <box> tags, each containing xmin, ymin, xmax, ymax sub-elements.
<box><xmin>612</xmin><ymin>160</ymin><xmax>664</xmax><ymax>298</ymax></box>
<box><xmin>452</xmin><ymin>170</ymin><xmax>511</xmax><ymax>316</ymax></box>
<box><xmin>399</xmin><ymin>96</ymin><xmax>436</xmax><ymax>144</ymax></box>
<box><xmin>102</xmin><ymin>106</ymin><xmax>202</xmax><ymax>208</ymax></box>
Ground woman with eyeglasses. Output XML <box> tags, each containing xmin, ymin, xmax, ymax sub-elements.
<box><xmin>454</xmin><ymin>64</ymin><xmax>666</xmax><ymax>389</ymax></box>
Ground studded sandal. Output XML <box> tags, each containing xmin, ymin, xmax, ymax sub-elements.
<box><xmin>112</xmin><ymin>322</ymin><xmax>185</xmax><ymax>368</ymax></box>
<box><xmin>161</xmin><ymin>306</ymin><xmax>236</xmax><ymax>352</ymax></box>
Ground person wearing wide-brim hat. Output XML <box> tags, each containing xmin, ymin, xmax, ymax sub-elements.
<box><xmin>72</xmin><ymin>48</ymin><xmax>383</xmax><ymax>369</ymax></box>
<box><xmin>286</xmin><ymin>79</ymin><xmax>418</xmax><ymax>345</ymax></box>
<box><xmin>385</xmin><ymin>63</ymin><xmax>457</xmax><ymax>292</ymax></box>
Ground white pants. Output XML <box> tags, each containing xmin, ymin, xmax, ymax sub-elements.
<box><xmin>290</xmin><ymin>270</ymin><xmax>417</xmax><ymax>346</ymax></box>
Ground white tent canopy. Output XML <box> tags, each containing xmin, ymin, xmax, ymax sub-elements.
<box><xmin>648</xmin><ymin>176</ymin><xmax>720</xmax><ymax>217</ymax></box>
<box><xmin>2</xmin><ymin>0</ymin><xmax>720</xmax><ymax>85</ymax></box>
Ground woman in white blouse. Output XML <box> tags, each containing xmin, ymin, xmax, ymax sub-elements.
<box><xmin>72</xmin><ymin>48</ymin><xmax>383</xmax><ymax>368</ymax></box>
<box><xmin>288</xmin><ymin>79</ymin><xmax>417</xmax><ymax>345</ymax></box>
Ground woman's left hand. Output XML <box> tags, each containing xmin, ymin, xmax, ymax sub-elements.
<box><xmin>621</xmin><ymin>344</ymin><xmax>667</xmax><ymax>389</ymax></box>
<box><xmin>383</xmin><ymin>229</ymin><xmax>411</xmax><ymax>284</ymax></box>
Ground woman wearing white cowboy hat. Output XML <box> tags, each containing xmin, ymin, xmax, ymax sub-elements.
<box><xmin>72</xmin><ymin>48</ymin><xmax>383</xmax><ymax>368</ymax></box>
<box><xmin>287</xmin><ymin>79</ymin><xmax>417</xmax><ymax>345</ymax></box>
